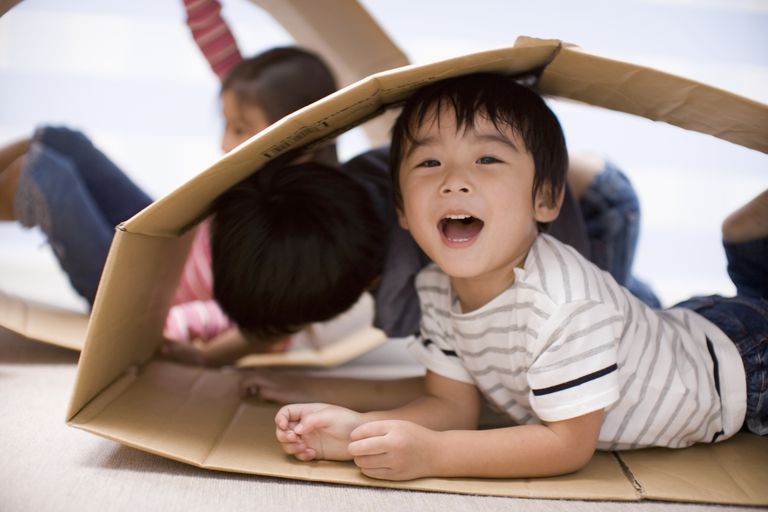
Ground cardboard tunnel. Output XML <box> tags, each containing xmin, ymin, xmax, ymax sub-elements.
<box><xmin>64</xmin><ymin>37</ymin><xmax>768</xmax><ymax>504</ymax></box>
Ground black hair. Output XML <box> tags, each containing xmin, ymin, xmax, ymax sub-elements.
<box><xmin>389</xmin><ymin>73</ymin><xmax>568</xmax><ymax>226</ymax></box>
<box><xmin>211</xmin><ymin>159</ymin><xmax>387</xmax><ymax>341</ymax></box>
<box><xmin>222</xmin><ymin>46</ymin><xmax>338</xmax><ymax>124</ymax></box>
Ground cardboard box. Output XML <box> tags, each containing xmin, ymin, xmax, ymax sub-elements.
<box><xmin>64</xmin><ymin>36</ymin><xmax>768</xmax><ymax>505</ymax></box>
<box><xmin>0</xmin><ymin>291</ymin><xmax>88</xmax><ymax>351</ymax></box>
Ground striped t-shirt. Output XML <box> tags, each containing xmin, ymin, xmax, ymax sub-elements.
<box><xmin>410</xmin><ymin>233</ymin><xmax>746</xmax><ymax>450</ymax></box>
<box><xmin>183</xmin><ymin>0</ymin><xmax>242</xmax><ymax>81</ymax></box>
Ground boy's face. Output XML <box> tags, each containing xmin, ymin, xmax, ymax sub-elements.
<box><xmin>397</xmin><ymin>106</ymin><xmax>559</xmax><ymax>300</ymax></box>
<box><xmin>221</xmin><ymin>90</ymin><xmax>271</xmax><ymax>153</ymax></box>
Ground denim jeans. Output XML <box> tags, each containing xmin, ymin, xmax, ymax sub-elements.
<box><xmin>579</xmin><ymin>163</ymin><xmax>661</xmax><ymax>308</ymax></box>
<box><xmin>14</xmin><ymin>126</ymin><xmax>152</xmax><ymax>305</ymax></box>
<box><xmin>675</xmin><ymin>237</ymin><xmax>768</xmax><ymax>435</ymax></box>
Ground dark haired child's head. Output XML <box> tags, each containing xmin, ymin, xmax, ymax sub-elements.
<box><xmin>390</xmin><ymin>73</ymin><xmax>568</xmax><ymax>222</ymax></box>
<box><xmin>211</xmin><ymin>159</ymin><xmax>386</xmax><ymax>342</ymax></box>
<box><xmin>389</xmin><ymin>73</ymin><xmax>568</xmax><ymax>291</ymax></box>
<box><xmin>220</xmin><ymin>46</ymin><xmax>338</xmax><ymax>158</ymax></box>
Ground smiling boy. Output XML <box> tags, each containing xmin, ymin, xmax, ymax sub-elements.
<box><xmin>273</xmin><ymin>73</ymin><xmax>767</xmax><ymax>480</ymax></box>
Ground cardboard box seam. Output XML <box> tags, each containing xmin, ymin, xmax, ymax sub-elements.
<box><xmin>67</xmin><ymin>364</ymin><xmax>139</xmax><ymax>423</ymax></box>
<box><xmin>613</xmin><ymin>452</ymin><xmax>645</xmax><ymax>499</ymax></box>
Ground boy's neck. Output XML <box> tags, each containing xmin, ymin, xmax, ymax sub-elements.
<box><xmin>449</xmin><ymin>252</ymin><xmax>529</xmax><ymax>313</ymax></box>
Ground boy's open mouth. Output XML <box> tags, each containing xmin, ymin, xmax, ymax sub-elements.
<box><xmin>439</xmin><ymin>214</ymin><xmax>484</xmax><ymax>244</ymax></box>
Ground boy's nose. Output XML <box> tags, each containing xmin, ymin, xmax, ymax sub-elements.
<box><xmin>440</xmin><ymin>167</ymin><xmax>472</xmax><ymax>195</ymax></box>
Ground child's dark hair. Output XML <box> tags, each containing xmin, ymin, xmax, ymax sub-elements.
<box><xmin>390</xmin><ymin>73</ymin><xmax>568</xmax><ymax>224</ymax></box>
<box><xmin>222</xmin><ymin>47</ymin><xmax>338</xmax><ymax>123</ymax></box>
<box><xmin>211</xmin><ymin>159</ymin><xmax>387</xmax><ymax>341</ymax></box>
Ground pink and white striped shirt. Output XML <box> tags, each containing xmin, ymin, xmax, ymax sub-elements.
<box><xmin>165</xmin><ymin>220</ymin><xmax>234</xmax><ymax>343</ymax></box>
<box><xmin>183</xmin><ymin>0</ymin><xmax>243</xmax><ymax>80</ymax></box>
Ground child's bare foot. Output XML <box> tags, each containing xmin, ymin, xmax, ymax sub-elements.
<box><xmin>722</xmin><ymin>190</ymin><xmax>768</xmax><ymax>243</ymax></box>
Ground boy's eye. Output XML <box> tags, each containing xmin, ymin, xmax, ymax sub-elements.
<box><xmin>417</xmin><ymin>159</ymin><xmax>441</xmax><ymax>168</ymax></box>
<box><xmin>477</xmin><ymin>156</ymin><xmax>500</xmax><ymax>164</ymax></box>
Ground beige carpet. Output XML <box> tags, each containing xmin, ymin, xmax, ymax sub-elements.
<box><xmin>0</xmin><ymin>328</ymin><xmax>762</xmax><ymax>512</ymax></box>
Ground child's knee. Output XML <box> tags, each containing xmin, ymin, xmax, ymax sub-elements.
<box><xmin>36</xmin><ymin>125</ymin><xmax>92</xmax><ymax>153</ymax></box>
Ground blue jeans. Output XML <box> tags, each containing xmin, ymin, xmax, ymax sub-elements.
<box><xmin>579</xmin><ymin>163</ymin><xmax>661</xmax><ymax>308</ymax></box>
<box><xmin>675</xmin><ymin>237</ymin><xmax>768</xmax><ymax>435</ymax></box>
<box><xmin>14</xmin><ymin>126</ymin><xmax>152</xmax><ymax>305</ymax></box>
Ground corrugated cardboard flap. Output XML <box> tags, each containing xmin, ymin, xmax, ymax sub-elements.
<box><xmin>618</xmin><ymin>434</ymin><xmax>768</xmax><ymax>506</ymax></box>
<box><xmin>0</xmin><ymin>291</ymin><xmax>88</xmax><ymax>351</ymax></box>
<box><xmin>70</xmin><ymin>360</ymin><xmax>638</xmax><ymax>501</ymax></box>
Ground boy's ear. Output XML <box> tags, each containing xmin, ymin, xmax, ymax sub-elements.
<box><xmin>397</xmin><ymin>207</ymin><xmax>410</xmax><ymax>231</ymax></box>
<box><xmin>533</xmin><ymin>185</ymin><xmax>564</xmax><ymax>224</ymax></box>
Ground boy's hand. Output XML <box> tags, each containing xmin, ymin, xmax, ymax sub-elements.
<box><xmin>348</xmin><ymin>420</ymin><xmax>440</xmax><ymax>481</ymax></box>
<box><xmin>274</xmin><ymin>403</ymin><xmax>365</xmax><ymax>462</ymax></box>
<box><xmin>159</xmin><ymin>339</ymin><xmax>208</xmax><ymax>366</ymax></box>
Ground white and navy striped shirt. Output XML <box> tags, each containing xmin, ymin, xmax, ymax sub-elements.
<box><xmin>410</xmin><ymin>234</ymin><xmax>746</xmax><ymax>450</ymax></box>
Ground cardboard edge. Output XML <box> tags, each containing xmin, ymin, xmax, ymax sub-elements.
<box><xmin>539</xmin><ymin>42</ymin><xmax>768</xmax><ymax>153</ymax></box>
<box><xmin>235</xmin><ymin>326</ymin><xmax>387</xmax><ymax>368</ymax></box>
<box><xmin>123</xmin><ymin>42</ymin><xmax>564</xmax><ymax>237</ymax></box>
<box><xmin>0</xmin><ymin>290</ymin><xmax>88</xmax><ymax>351</ymax></box>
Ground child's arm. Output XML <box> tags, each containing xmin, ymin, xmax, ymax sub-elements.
<box><xmin>348</xmin><ymin>409</ymin><xmax>604</xmax><ymax>481</ymax></box>
<box><xmin>275</xmin><ymin>371</ymin><xmax>481</xmax><ymax>461</ymax></box>
<box><xmin>240</xmin><ymin>370</ymin><xmax>425</xmax><ymax>411</ymax></box>
<box><xmin>182</xmin><ymin>0</ymin><xmax>243</xmax><ymax>81</ymax></box>
<box><xmin>277</xmin><ymin>370</ymin><xmax>604</xmax><ymax>480</ymax></box>
<box><xmin>160</xmin><ymin>327</ymin><xmax>290</xmax><ymax>367</ymax></box>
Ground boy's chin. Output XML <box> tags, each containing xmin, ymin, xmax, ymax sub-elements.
<box><xmin>436</xmin><ymin>259</ymin><xmax>485</xmax><ymax>280</ymax></box>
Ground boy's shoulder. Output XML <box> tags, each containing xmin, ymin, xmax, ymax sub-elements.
<box><xmin>523</xmin><ymin>233</ymin><xmax>615</xmax><ymax>306</ymax></box>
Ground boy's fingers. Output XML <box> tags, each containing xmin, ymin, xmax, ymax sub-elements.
<box><xmin>294</xmin><ymin>409</ymin><xmax>332</xmax><ymax>435</ymax></box>
<box><xmin>275</xmin><ymin>427</ymin><xmax>299</xmax><ymax>443</ymax></box>
<box><xmin>360</xmin><ymin>467</ymin><xmax>394</xmax><ymax>481</ymax></box>
<box><xmin>283</xmin><ymin>441</ymin><xmax>308</xmax><ymax>455</ymax></box>
<box><xmin>294</xmin><ymin>448</ymin><xmax>317</xmax><ymax>461</ymax></box>
<box><xmin>274</xmin><ymin>405</ymin><xmax>302</xmax><ymax>429</ymax></box>
<box><xmin>348</xmin><ymin>436</ymin><xmax>387</xmax><ymax>457</ymax></box>
<box><xmin>353</xmin><ymin>453</ymin><xmax>389</xmax><ymax>470</ymax></box>
<box><xmin>350</xmin><ymin>420</ymin><xmax>393</xmax><ymax>441</ymax></box>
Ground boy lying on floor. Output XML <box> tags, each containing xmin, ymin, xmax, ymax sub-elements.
<box><xmin>274</xmin><ymin>72</ymin><xmax>767</xmax><ymax>480</ymax></box>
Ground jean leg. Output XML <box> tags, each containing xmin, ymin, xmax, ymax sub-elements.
<box><xmin>579</xmin><ymin>162</ymin><xmax>660</xmax><ymax>307</ymax></box>
<box><xmin>33</xmin><ymin>126</ymin><xmax>152</xmax><ymax>226</ymax></box>
<box><xmin>579</xmin><ymin>163</ymin><xmax>638</xmax><ymax>283</ymax></box>
<box><xmin>676</xmin><ymin>295</ymin><xmax>768</xmax><ymax>435</ymax></box>
<box><xmin>14</xmin><ymin>142</ymin><xmax>116</xmax><ymax>305</ymax></box>
<box><xmin>724</xmin><ymin>237</ymin><xmax>768</xmax><ymax>301</ymax></box>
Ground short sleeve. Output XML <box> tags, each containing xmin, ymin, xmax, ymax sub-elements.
<box><xmin>407</xmin><ymin>334</ymin><xmax>474</xmax><ymax>385</ymax></box>
<box><xmin>527</xmin><ymin>300</ymin><xmax>623</xmax><ymax>422</ymax></box>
